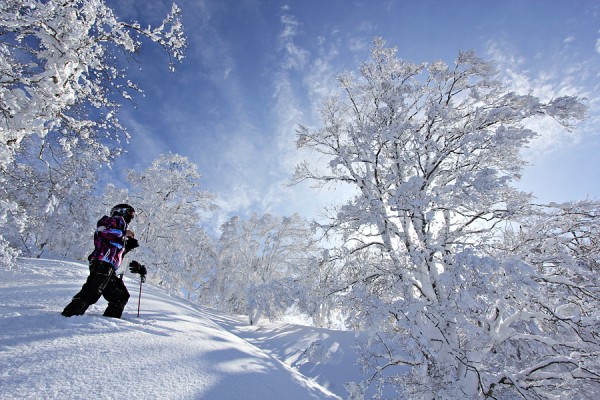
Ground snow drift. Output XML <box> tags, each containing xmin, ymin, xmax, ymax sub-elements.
<box><xmin>0</xmin><ymin>258</ymin><xmax>344</xmax><ymax>400</ymax></box>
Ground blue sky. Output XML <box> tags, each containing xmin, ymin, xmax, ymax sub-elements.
<box><xmin>106</xmin><ymin>0</ymin><xmax>600</xmax><ymax>228</ymax></box>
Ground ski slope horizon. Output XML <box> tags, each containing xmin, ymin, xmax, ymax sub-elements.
<box><xmin>0</xmin><ymin>258</ymin><xmax>364</xmax><ymax>400</ymax></box>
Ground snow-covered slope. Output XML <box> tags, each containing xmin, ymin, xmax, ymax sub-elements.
<box><xmin>0</xmin><ymin>258</ymin><xmax>341</xmax><ymax>400</ymax></box>
<box><xmin>212</xmin><ymin>313</ymin><xmax>362</xmax><ymax>398</ymax></box>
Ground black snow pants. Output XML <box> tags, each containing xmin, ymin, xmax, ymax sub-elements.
<box><xmin>62</xmin><ymin>260</ymin><xmax>130</xmax><ymax>318</ymax></box>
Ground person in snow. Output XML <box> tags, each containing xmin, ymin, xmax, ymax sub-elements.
<box><xmin>62</xmin><ymin>204</ymin><xmax>146</xmax><ymax>318</ymax></box>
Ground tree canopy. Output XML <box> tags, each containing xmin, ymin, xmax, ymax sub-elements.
<box><xmin>296</xmin><ymin>38</ymin><xmax>596</xmax><ymax>399</ymax></box>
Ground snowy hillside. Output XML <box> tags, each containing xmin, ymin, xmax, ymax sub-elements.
<box><xmin>0</xmin><ymin>258</ymin><xmax>359</xmax><ymax>400</ymax></box>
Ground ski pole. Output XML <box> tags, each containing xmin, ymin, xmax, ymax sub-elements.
<box><xmin>137</xmin><ymin>278</ymin><xmax>143</xmax><ymax>317</ymax></box>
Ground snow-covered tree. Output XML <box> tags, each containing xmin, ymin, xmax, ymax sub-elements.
<box><xmin>104</xmin><ymin>153</ymin><xmax>217</xmax><ymax>296</ymax></box>
<box><xmin>0</xmin><ymin>0</ymin><xmax>185</xmax><ymax>165</ymax></box>
<box><xmin>505</xmin><ymin>201</ymin><xmax>600</xmax><ymax>276</ymax></box>
<box><xmin>483</xmin><ymin>200</ymin><xmax>600</xmax><ymax>399</ymax></box>
<box><xmin>295</xmin><ymin>38</ymin><xmax>591</xmax><ymax>399</ymax></box>
<box><xmin>0</xmin><ymin>0</ymin><xmax>185</xmax><ymax>265</ymax></box>
<box><xmin>2</xmin><ymin>143</ymin><xmax>100</xmax><ymax>258</ymax></box>
<box><xmin>214</xmin><ymin>213</ymin><xmax>321</xmax><ymax>325</ymax></box>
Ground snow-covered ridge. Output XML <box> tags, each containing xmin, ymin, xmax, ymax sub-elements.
<box><xmin>0</xmin><ymin>258</ymin><xmax>351</xmax><ymax>400</ymax></box>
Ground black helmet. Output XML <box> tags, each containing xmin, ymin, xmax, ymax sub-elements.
<box><xmin>110</xmin><ymin>203</ymin><xmax>135</xmax><ymax>223</ymax></box>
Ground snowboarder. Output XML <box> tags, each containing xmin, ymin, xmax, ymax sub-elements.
<box><xmin>61</xmin><ymin>203</ymin><xmax>146</xmax><ymax>318</ymax></box>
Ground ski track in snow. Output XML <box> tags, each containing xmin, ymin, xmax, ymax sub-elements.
<box><xmin>0</xmin><ymin>258</ymin><xmax>341</xmax><ymax>400</ymax></box>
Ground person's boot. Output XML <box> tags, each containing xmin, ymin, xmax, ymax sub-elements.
<box><xmin>61</xmin><ymin>298</ymin><xmax>87</xmax><ymax>317</ymax></box>
<box><xmin>103</xmin><ymin>302</ymin><xmax>125</xmax><ymax>318</ymax></box>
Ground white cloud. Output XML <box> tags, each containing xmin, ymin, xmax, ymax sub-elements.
<box><xmin>262</xmin><ymin>8</ymin><xmax>356</xmax><ymax>221</ymax></box>
<box><xmin>273</xmin><ymin>8</ymin><xmax>310</xmax><ymax>154</ymax></box>
<box><xmin>485</xmin><ymin>40</ymin><xmax>596</xmax><ymax>160</ymax></box>
<box><xmin>216</xmin><ymin>182</ymin><xmax>260</xmax><ymax>215</ymax></box>
<box><xmin>348</xmin><ymin>37</ymin><xmax>368</xmax><ymax>53</ymax></box>
<box><xmin>278</xmin><ymin>13</ymin><xmax>310</xmax><ymax>70</ymax></box>
<box><xmin>304</xmin><ymin>58</ymin><xmax>338</xmax><ymax>111</ymax></box>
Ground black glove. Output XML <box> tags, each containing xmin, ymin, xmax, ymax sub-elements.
<box><xmin>124</xmin><ymin>237</ymin><xmax>139</xmax><ymax>254</ymax></box>
<box><xmin>129</xmin><ymin>261</ymin><xmax>147</xmax><ymax>282</ymax></box>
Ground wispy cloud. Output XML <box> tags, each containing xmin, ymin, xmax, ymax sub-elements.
<box><xmin>278</xmin><ymin>12</ymin><xmax>309</xmax><ymax>71</ymax></box>
<box><xmin>266</xmin><ymin>7</ymin><xmax>312</xmax><ymax>215</ymax></box>
<box><xmin>486</xmin><ymin>39</ymin><xmax>597</xmax><ymax>159</ymax></box>
<box><xmin>259</xmin><ymin>7</ymin><xmax>354</xmax><ymax>221</ymax></box>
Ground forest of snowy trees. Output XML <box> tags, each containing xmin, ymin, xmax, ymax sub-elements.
<box><xmin>1</xmin><ymin>1</ymin><xmax>599</xmax><ymax>399</ymax></box>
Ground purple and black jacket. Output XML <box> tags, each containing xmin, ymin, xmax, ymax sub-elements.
<box><xmin>88</xmin><ymin>215</ymin><xmax>129</xmax><ymax>271</ymax></box>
